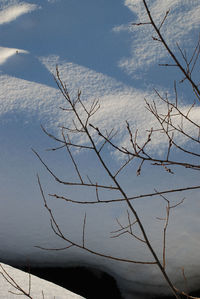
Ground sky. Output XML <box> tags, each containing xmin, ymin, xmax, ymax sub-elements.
<box><xmin>0</xmin><ymin>1</ymin><xmax>200</xmax><ymax>298</ymax></box>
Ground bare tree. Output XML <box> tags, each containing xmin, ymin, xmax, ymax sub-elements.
<box><xmin>0</xmin><ymin>264</ymin><xmax>34</xmax><ymax>299</ymax></box>
<box><xmin>33</xmin><ymin>1</ymin><xmax>200</xmax><ymax>299</ymax></box>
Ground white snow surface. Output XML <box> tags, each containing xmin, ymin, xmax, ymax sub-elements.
<box><xmin>119</xmin><ymin>0</ymin><xmax>200</xmax><ymax>77</ymax></box>
<box><xmin>0</xmin><ymin>46</ymin><xmax>28</xmax><ymax>64</ymax></box>
<box><xmin>0</xmin><ymin>0</ymin><xmax>200</xmax><ymax>298</ymax></box>
<box><xmin>0</xmin><ymin>2</ymin><xmax>38</xmax><ymax>25</ymax></box>
<box><xmin>0</xmin><ymin>263</ymin><xmax>84</xmax><ymax>298</ymax></box>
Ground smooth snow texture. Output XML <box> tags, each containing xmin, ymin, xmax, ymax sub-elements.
<box><xmin>0</xmin><ymin>2</ymin><xmax>38</xmax><ymax>25</ymax></box>
<box><xmin>0</xmin><ymin>263</ymin><xmax>84</xmax><ymax>298</ymax></box>
<box><xmin>0</xmin><ymin>0</ymin><xmax>200</xmax><ymax>298</ymax></box>
<box><xmin>120</xmin><ymin>0</ymin><xmax>200</xmax><ymax>78</ymax></box>
<box><xmin>0</xmin><ymin>46</ymin><xmax>28</xmax><ymax>64</ymax></box>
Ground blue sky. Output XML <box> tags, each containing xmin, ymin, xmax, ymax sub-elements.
<box><xmin>0</xmin><ymin>1</ymin><xmax>200</xmax><ymax>298</ymax></box>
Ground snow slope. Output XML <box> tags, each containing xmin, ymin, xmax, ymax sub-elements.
<box><xmin>0</xmin><ymin>263</ymin><xmax>84</xmax><ymax>298</ymax></box>
<box><xmin>0</xmin><ymin>1</ymin><xmax>200</xmax><ymax>298</ymax></box>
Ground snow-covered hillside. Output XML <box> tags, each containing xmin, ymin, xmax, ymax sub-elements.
<box><xmin>0</xmin><ymin>263</ymin><xmax>85</xmax><ymax>298</ymax></box>
<box><xmin>0</xmin><ymin>1</ymin><xmax>200</xmax><ymax>298</ymax></box>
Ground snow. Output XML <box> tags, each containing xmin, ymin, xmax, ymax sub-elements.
<box><xmin>0</xmin><ymin>263</ymin><xmax>84</xmax><ymax>298</ymax></box>
<box><xmin>119</xmin><ymin>0</ymin><xmax>200</xmax><ymax>79</ymax></box>
<box><xmin>0</xmin><ymin>0</ymin><xmax>200</xmax><ymax>298</ymax></box>
<box><xmin>0</xmin><ymin>2</ymin><xmax>38</xmax><ymax>25</ymax></box>
<box><xmin>0</xmin><ymin>47</ymin><xmax>28</xmax><ymax>64</ymax></box>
